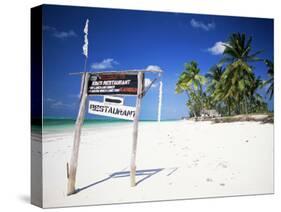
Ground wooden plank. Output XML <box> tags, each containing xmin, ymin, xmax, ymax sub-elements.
<box><xmin>66</xmin><ymin>162</ymin><xmax>69</xmax><ymax>179</ymax></box>
<box><xmin>79</xmin><ymin>72</ymin><xmax>85</xmax><ymax>101</ymax></box>
<box><xmin>69</xmin><ymin>69</ymin><xmax>162</xmax><ymax>76</ymax></box>
<box><xmin>88</xmin><ymin>100</ymin><xmax>136</xmax><ymax>120</ymax></box>
<box><xmin>130</xmin><ymin>72</ymin><xmax>144</xmax><ymax>187</ymax></box>
<box><xmin>157</xmin><ymin>80</ymin><xmax>163</xmax><ymax>122</ymax></box>
<box><xmin>67</xmin><ymin>72</ymin><xmax>89</xmax><ymax>195</ymax></box>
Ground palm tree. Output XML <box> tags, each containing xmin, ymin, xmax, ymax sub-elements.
<box><xmin>176</xmin><ymin>61</ymin><xmax>206</xmax><ymax>93</ymax></box>
<box><xmin>212</xmin><ymin>79</ymin><xmax>235</xmax><ymax>116</ymax></box>
<box><xmin>201</xmin><ymin>92</ymin><xmax>214</xmax><ymax>110</ymax></box>
<box><xmin>206</xmin><ymin>65</ymin><xmax>224</xmax><ymax>94</ymax></box>
<box><xmin>247</xmin><ymin>76</ymin><xmax>268</xmax><ymax>113</ymax></box>
<box><xmin>186</xmin><ymin>90</ymin><xmax>203</xmax><ymax>118</ymax></box>
<box><xmin>219</xmin><ymin>33</ymin><xmax>262</xmax><ymax>114</ymax></box>
<box><xmin>205</xmin><ymin>65</ymin><xmax>226</xmax><ymax>115</ymax></box>
<box><xmin>176</xmin><ymin>61</ymin><xmax>206</xmax><ymax>118</ymax></box>
<box><xmin>264</xmin><ymin>59</ymin><xmax>274</xmax><ymax>100</ymax></box>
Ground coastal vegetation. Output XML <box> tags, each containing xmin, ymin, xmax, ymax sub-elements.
<box><xmin>176</xmin><ymin>33</ymin><xmax>274</xmax><ymax>118</ymax></box>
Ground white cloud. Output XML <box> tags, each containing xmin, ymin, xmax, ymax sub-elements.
<box><xmin>45</xmin><ymin>98</ymin><xmax>55</xmax><ymax>102</ymax></box>
<box><xmin>144</xmin><ymin>65</ymin><xmax>162</xmax><ymax>89</ymax></box>
<box><xmin>144</xmin><ymin>78</ymin><xmax>157</xmax><ymax>88</ymax></box>
<box><xmin>45</xmin><ymin>98</ymin><xmax>76</xmax><ymax>109</ymax></box>
<box><xmin>144</xmin><ymin>78</ymin><xmax>152</xmax><ymax>87</ymax></box>
<box><xmin>43</xmin><ymin>25</ymin><xmax>77</xmax><ymax>39</ymax></box>
<box><xmin>50</xmin><ymin>101</ymin><xmax>76</xmax><ymax>109</ymax></box>
<box><xmin>91</xmin><ymin>58</ymin><xmax>119</xmax><ymax>70</ymax></box>
<box><xmin>43</xmin><ymin>25</ymin><xmax>56</xmax><ymax>31</ymax></box>
<box><xmin>190</xmin><ymin>19</ymin><xmax>215</xmax><ymax>31</ymax></box>
<box><xmin>53</xmin><ymin>30</ymin><xmax>76</xmax><ymax>39</ymax></box>
<box><xmin>50</xmin><ymin>101</ymin><xmax>64</xmax><ymax>108</ymax></box>
<box><xmin>145</xmin><ymin>65</ymin><xmax>163</xmax><ymax>72</ymax></box>
<box><xmin>207</xmin><ymin>41</ymin><xmax>227</xmax><ymax>55</ymax></box>
<box><xmin>68</xmin><ymin>93</ymin><xmax>80</xmax><ymax>98</ymax></box>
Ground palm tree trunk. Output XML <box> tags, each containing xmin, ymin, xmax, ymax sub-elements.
<box><xmin>226</xmin><ymin>98</ymin><xmax>231</xmax><ymax>116</ymax></box>
<box><xmin>244</xmin><ymin>95</ymin><xmax>248</xmax><ymax>114</ymax></box>
<box><xmin>238</xmin><ymin>97</ymin><xmax>241</xmax><ymax>115</ymax></box>
<box><xmin>193</xmin><ymin>111</ymin><xmax>197</xmax><ymax>120</ymax></box>
<box><xmin>227</xmin><ymin>99</ymin><xmax>231</xmax><ymax>116</ymax></box>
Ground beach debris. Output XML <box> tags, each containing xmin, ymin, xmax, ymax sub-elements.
<box><xmin>182</xmin><ymin>146</ymin><xmax>189</xmax><ymax>150</ymax></box>
<box><xmin>213</xmin><ymin>114</ymin><xmax>273</xmax><ymax>124</ymax></box>
<box><xmin>168</xmin><ymin>133</ymin><xmax>174</xmax><ymax>140</ymax></box>
<box><xmin>192</xmin><ymin>159</ymin><xmax>200</xmax><ymax>166</ymax></box>
<box><xmin>219</xmin><ymin>183</ymin><xmax>225</xmax><ymax>186</ymax></box>
<box><xmin>206</xmin><ymin>178</ymin><xmax>213</xmax><ymax>182</ymax></box>
<box><xmin>245</xmin><ymin>140</ymin><xmax>249</xmax><ymax>143</ymax></box>
<box><xmin>66</xmin><ymin>163</ymin><xmax>69</xmax><ymax>179</ymax></box>
<box><xmin>217</xmin><ymin>161</ymin><xmax>228</xmax><ymax>168</ymax></box>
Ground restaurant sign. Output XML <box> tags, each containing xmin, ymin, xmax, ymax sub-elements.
<box><xmin>88</xmin><ymin>100</ymin><xmax>136</xmax><ymax>120</ymax></box>
<box><xmin>88</xmin><ymin>73</ymin><xmax>140</xmax><ymax>95</ymax></box>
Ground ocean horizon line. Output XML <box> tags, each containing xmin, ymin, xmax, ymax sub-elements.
<box><xmin>34</xmin><ymin>117</ymin><xmax>182</xmax><ymax>129</ymax></box>
<box><xmin>42</xmin><ymin>117</ymin><xmax>181</xmax><ymax>122</ymax></box>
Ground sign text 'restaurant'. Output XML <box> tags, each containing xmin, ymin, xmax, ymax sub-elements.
<box><xmin>88</xmin><ymin>100</ymin><xmax>136</xmax><ymax>120</ymax></box>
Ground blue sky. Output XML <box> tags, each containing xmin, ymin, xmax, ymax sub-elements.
<box><xmin>42</xmin><ymin>5</ymin><xmax>273</xmax><ymax>120</ymax></box>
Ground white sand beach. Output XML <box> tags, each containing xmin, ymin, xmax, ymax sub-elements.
<box><xmin>32</xmin><ymin>120</ymin><xmax>273</xmax><ymax>208</ymax></box>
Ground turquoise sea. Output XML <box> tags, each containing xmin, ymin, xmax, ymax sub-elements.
<box><xmin>37</xmin><ymin>118</ymin><xmax>173</xmax><ymax>133</ymax></box>
<box><xmin>43</xmin><ymin>118</ymin><xmax>132</xmax><ymax>133</ymax></box>
<box><xmin>31</xmin><ymin>118</ymin><xmax>179</xmax><ymax>134</ymax></box>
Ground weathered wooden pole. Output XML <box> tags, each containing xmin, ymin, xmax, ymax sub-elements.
<box><xmin>67</xmin><ymin>72</ymin><xmax>89</xmax><ymax>195</ymax></box>
<box><xmin>130</xmin><ymin>72</ymin><xmax>144</xmax><ymax>187</ymax></box>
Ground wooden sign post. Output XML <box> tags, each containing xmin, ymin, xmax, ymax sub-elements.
<box><xmin>130</xmin><ymin>72</ymin><xmax>143</xmax><ymax>187</ymax></box>
<box><xmin>67</xmin><ymin>70</ymin><xmax>161</xmax><ymax>195</ymax></box>
<box><xmin>67</xmin><ymin>72</ymin><xmax>89</xmax><ymax>195</ymax></box>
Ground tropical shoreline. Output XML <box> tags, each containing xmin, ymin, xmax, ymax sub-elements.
<box><xmin>187</xmin><ymin>113</ymin><xmax>273</xmax><ymax>124</ymax></box>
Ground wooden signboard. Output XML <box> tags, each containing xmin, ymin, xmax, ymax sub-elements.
<box><xmin>88</xmin><ymin>73</ymin><xmax>142</xmax><ymax>95</ymax></box>
<box><xmin>88</xmin><ymin>100</ymin><xmax>136</xmax><ymax>120</ymax></box>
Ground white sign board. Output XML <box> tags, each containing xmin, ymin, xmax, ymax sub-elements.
<box><xmin>103</xmin><ymin>95</ymin><xmax>124</xmax><ymax>105</ymax></box>
<box><xmin>88</xmin><ymin>100</ymin><xmax>136</xmax><ymax>120</ymax></box>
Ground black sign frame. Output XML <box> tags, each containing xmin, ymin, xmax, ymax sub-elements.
<box><xmin>87</xmin><ymin>72</ymin><xmax>143</xmax><ymax>96</ymax></box>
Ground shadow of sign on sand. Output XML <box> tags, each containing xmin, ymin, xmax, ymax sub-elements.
<box><xmin>76</xmin><ymin>168</ymin><xmax>164</xmax><ymax>194</ymax></box>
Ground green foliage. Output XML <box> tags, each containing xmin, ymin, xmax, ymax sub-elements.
<box><xmin>264</xmin><ymin>59</ymin><xmax>274</xmax><ymax>100</ymax></box>
<box><xmin>176</xmin><ymin>33</ymin><xmax>272</xmax><ymax>118</ymax></box>
<box><xmin>175</xmin><ymin>61</ymin><xmax>206</xmax><ymax>94</ymax></box>
<box><xmin>175</xmin><ymin>61</ymin><xmax>206</xmax><ymax>117</ymax></box>
<box><xmin>212</xmin><ymin>33</ymin><xmax>266</xmax><ymax>115</ymax></box>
